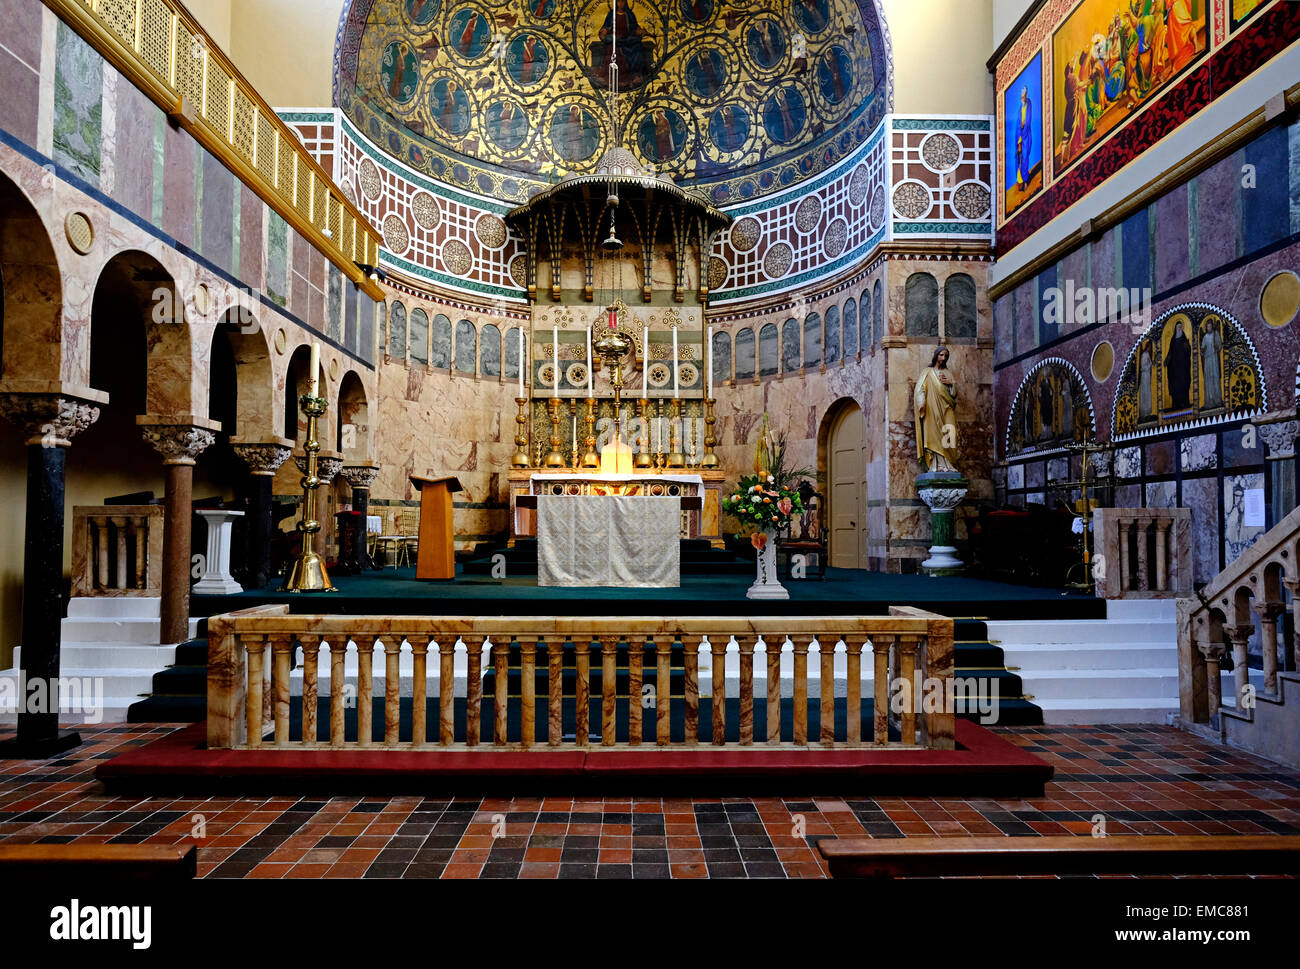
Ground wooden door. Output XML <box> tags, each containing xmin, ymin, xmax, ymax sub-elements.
<box><xmin>829</xmin><ymin>405</ymin><xmax>867</xmax><ymax>569</ymax></box>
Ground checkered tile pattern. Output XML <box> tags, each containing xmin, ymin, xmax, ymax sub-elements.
<box><xmin>1</xmin><ymin>724</ymin><xmax>1297</xmax><ymax>878</ymax></box>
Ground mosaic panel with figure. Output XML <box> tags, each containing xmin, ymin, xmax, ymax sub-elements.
<box><xmin>1113</xmin><ymin>304</ymin><xmax>1264</xmax><ymax>439</ymax></box>
<box><xmin>1006</xmin><ymin>358</ymin><xmax>1095</xmax><ymax>456</ymax></box>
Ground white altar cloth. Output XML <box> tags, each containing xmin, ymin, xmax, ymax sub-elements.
<box><xmin>530</xmin><ymin>473</ymin><xmax>704</xmax><ymax>486</ymax></box>
<box><xmin>537</xmin><ymin>495</ymin><xmax>680</xmax><ymax>588</ymax></box>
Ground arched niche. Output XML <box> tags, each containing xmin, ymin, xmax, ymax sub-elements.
<box><xmin>712</xmin><ymin>329</ymin><xmax>731</xmax><ymax>384</ymax></box>
<box><xmin>905</xmin><ymin>272</ymin><xmax>938</xmax><ymax>338</ymax></box>
<box><xmin>945</xmin><ymin>273</ymin><xmax>977</xmax><ymax>339</ymax></box>
<box><xmin>388</xmin><ymin>301</ymin><xmax>407</xmax><ymax>359</ymax></box>
<box><xmin>781</xmin><ymin>318</ymin><xmax>800</xmax><ymax>372</ymax></box>
<box><xmin>337</xmin><ymin>370</ymin><xmax>369</xmax><ymax>461</ymax></box>
<box><xmin>0</xmin><ymin>172</ymin><xmax>63</xmax><ymax>384</ymax></box>
<box><xmin>481</xmin><ymin>323</ymin><xmax>502</xmax><ymax>377</ymax></box>
<box><xmin>432</xmin><ymin>313</ymin><xmax>452</xmax><ymax>369</ymax></box>
<box><xmin>825</xmin><ymin>304</ymin><xmax>841</xmax><ymax>365</ymax></box>
<box><xmin>454</xmin><ymin>319</ymin><xmax>476</xmax><ymax>374</ymax></box>
<box><xmin>409</xmin><ymin>307</ymin><xmax>429</xmax><ymax>365</ymax></box>
<box><xmin>735</xmin><ymin>327</ymin><xmax>756</xmax><ymax>380</ymax></box>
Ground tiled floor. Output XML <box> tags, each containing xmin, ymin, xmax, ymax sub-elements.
<box><xmin>0</xmin><ymin>723</ymin><xmax>1297</xmax><ymax>879</ymax></box>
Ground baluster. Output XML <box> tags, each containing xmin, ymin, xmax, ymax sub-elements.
<box><xmin>520</xmin><ymin>637</ymin><xmax>537</xmax><ymax>748</ymax></box>
<box><xmin>576</xmin><ymin>638</ymin><xmax>591</xmax><ymax>747</ymax></box>
<box><xmin>792</xmin><ymin>636</ymin><xmax>809</xmax><ymax>746</ymax></box>
<box><xmin>244</xmin><ymin>634</ymin><xmax>265</xmax><ymax>748</ymax></box>
<box><xmin>819</xmin><ymin>634</ymin><xmax>835</xmax><ymax>746</ymax></box>
<box><xmin>271</xmin><ymin>635</ymin><xmax>292</xmax><ymax>747</ymax></box>
<box><xmin>330</xmin><ymin>641</ymin><xmax>346</xmax><ymax>747</ymax></box>
<box><xmin>412</xmin><ymin>638</ymin><xmax>428</xmax><ymax>746</ymax></box>
<box><xmin>767</xmin><ymin>638</ymin><xmax>786</xmax><ymax>744</ymax></box>
<box><xmin>1136</xmin><ymin>521</ymin><xmax>1150</xmax><ymax>591</ymax></box>
<box><xmin>549</xmin><ymin>637</ymin><xmax>564</xmax><ymax>746</ymax></box>
<box><xmin>438</xmin><ymin>639</ymin><xmax>454</xmax><ymax>745</ymax></box>
<box><xmin>898</xmin><ymin>636</ymin><xmax>918</xmax><ymax>745</ymax></box>
<box><xmin>846</xmin><ymin>638</ymin><xmax>862</xmax><ymax>746</ymax></box>
<box><xmin>1198</xmin><ymin>642</ymin><xmax>1226</xmax><ymax>712</ymax></box>
<box><xmin>357</xmin><ymin>639</ymin><xmax>374</xmax><ymax>747</ymax></box>
<box><xmin>710</xmin><ymin>637</ymin><xmax>727</xmax><ymax>745</ymax></box>
<box><xmin>383</xmin><ymin>637</ymin><xmax>402</xmax><ymax>745</ymax></box>
<box><xmin>113</xmin><ymin>516</ymin><xmax>128</xmax><ymax>589</ymax></box>
<box><xmin>655</xmin><ymin>636</ymin><xmax>671</xmax><ymax>746</ymax></box>
<box><xmin>1225</xmin><ymin>624</ymin><xmax>1251</xmax><ymax>709</ymax></box>
<box><xmin>465</xmin><ymin>638</ymin><xmax>482</xmax><ymax>746</ymax></box>
<box><xmin>493</xmin><ymin>637</ymin><xmax>509</xmax><ymax>745</ymax></box>
<box><xmin>683</xmin><ymin>636</ymin><xmax>701</xmax><ymax>745</ymax></box>
<box><xmin>301</xmin><ymin>635</ymin><xmax>319</xmax><ymax>747</ymax></box>
<box><xmin>738</xmin><ymin>636</ymin><xmax>754</xmax><ymax>746</ymax></box>
<box><xmin>629</xmin><ymin>637</ymin><xmax>643</xmax><ymax>745</ymax></box>
<box><xmin>1255</xmin><ymin>603</ymin><xmax>1283</xmax><ymax>693</ymax></box>
<box><xmin>134</xmin><ymin>516</ymin><xmax>146</xmax><ymax>589</ymax></box>
<box><xmin>1119</xmin><ymin>520</ymin><xmax>1131</xmax><ymax>593</ymax></box>
<box><xmin>96</xmin><ymin>519</ymin><xmax>108</xmax><ymax>589</ymax></box>
<box><xmin>601</xmin><ymin>638</ymin><xmax>617</xmax><ymax>746</ymax></box>
<box><xmin>873</xmin><ymin>636</ymin><xmax>891</xmax><ymax>744</ymax></box>
<box><xmin>1155</xmin><ymin>519</ymin><xmax>1171</xmax><ymax>592</ymax></box>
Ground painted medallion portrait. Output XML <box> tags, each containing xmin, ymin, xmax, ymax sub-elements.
<box><xmin>685</xmin><ymin>49</ymin><xmax>728</xmax><ymax>100</ymax></box>
<box><xmin>504</xmin><ymin>33</ymin><xmax>550</xmax><ymax>85</ymax></box>
<box><xmin>793</xmin><ymin>0</ymin><xmax>831</xmax><ymax>34</ymax></box>
<box><xmin>708</xmin><ymin>103</ymin><xmax>750</xmax><ymax>153</ymax></box>
<box><xmin>381</xmin><ymin>41</ymin><xmax>420</xmax><ymax>105</ymax></box>
<box><xmin>762</xmin><ymin>86</ymin><xmax>807</xmax><ymax>144</ymax></box>
<box><xmin>746</xmin><ymin>17</ymin><xmax>787</xmax><ymax>71</ymax></box>
<box><xmin>637</xmin><ymin>107</ymin><xmax>689</xmax><ymax>163</ymax></box>
<box><xmin>679</xmin><ymin>0</ymin><xmax>714</xmax><ymax>24</ymax></box>
<box><xmin>1052</xmin><ymin>0</ymin><xmax>1209</xmax><ymax>177</ymax></box>
<box><xmin>406</xmin><ymin>0</ymin><xmax>441</xmax><ymax>26</ymax></box>
<box><xmin>429</xmin><ymin>76</ymin><xmax>471</xmax><ymax>135</ymax></box>
<box><xmin>448</xmin><ymin>6</ymin><xmax>493</xmax><ymax>59</ymax></box>
<box><xmin>816</xmin><ymin>45</ymin><xmax>855</xmax><ymax>105</ymax></box>
<box><xmin>485</xmin><ymin>99</ymin><xmax>530</xmax><ymax>152</ymax></box>
<box><xmin>550</xmin><ymin>104</ymin><xmax>602</xmax><ymax>162</ymax></box>
<box><xmin>585</xmin><ymin>0</ymin><xmax>657</xmax><ymax>90</ymax></box>
<box><xmin>1002</xmin><ymin>51</ymin><xmax>1043</xmax><ymax>218</ymax></box>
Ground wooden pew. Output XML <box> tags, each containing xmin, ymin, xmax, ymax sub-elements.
<box><xmin>0</xmin><ymin>844</ymin><xmax>196</xmax><ymax>880</ymax></box>
<box><xmin>817</xmin><ymin>835</ymin><xmax>1300</xmax><ymax>878</ymax></box>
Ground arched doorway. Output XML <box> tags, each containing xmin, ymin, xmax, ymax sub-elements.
<box><xmin>822</xmin><ymin>400</ymin><xmax>868</xmax><ymax>570</ymax></box>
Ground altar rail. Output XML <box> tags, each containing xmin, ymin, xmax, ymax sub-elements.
<box><xmin>70</xmin><ymin>505</ymin><xmax>164</xmax><ymax>597</ymax></box>
<box><xmin>207</xmin><ymin>607</ymin><xmax>955</xmax><ymax>752</ymax></box>
<box><xmin>1094</xmin><ymin>508</ymin><xmax>1192</xmax><ymax>599</ymax></box>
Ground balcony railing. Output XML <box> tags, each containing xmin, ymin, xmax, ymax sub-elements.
<box><xmin>207</xmin><ymin>607</ymin><xmax>956</xmax><ymax>752</ymax></box>
<box><xmin>46</xmin><ymin>0</ymin><xmax>382</xmax><ymax>298</ymax></box>
<box><xmin>70</xmin><ymin>504</ymin><xmax>163</xmax><ymax>597</ymax></box>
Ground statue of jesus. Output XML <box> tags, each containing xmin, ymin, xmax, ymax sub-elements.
<box><xmin>914</xmin><ymin>346</ymin><xmax>959</xmax><ymax>473</ymax></box>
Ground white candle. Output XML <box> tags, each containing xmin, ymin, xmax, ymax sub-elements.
<box><xmin>706</xmin><ymin>324</ymin><xmax>713</xmax><ymax>398</ymax></box>
<box><xmin>308</xmin><ymin>342</ymin><xmax>320</xmax><ymax>398</ymax></box>
<box><xmin>552</xmin><ymin>326</ymin><xmax>559</xmax><ymax>398</ymax></box>
<box><xmin>672</xmin><ymin>326</ymin><xmax>679</xmax><ymax>396</ymax></box>
<box><xmin>641</xmin><ymin>327</ymin><xmax>648</xmax><ymax>400</ymax></box>
<box><xmin>518</xmin><ymin>327</ymin><xmax>524</xmax><ymax>397</ymax></box>
<box><xmin>586</xmin><ymin>327</ymin><xmax>593</xmax><ymax>395</ymax></box>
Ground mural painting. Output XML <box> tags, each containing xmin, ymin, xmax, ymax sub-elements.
<box><xmin>1052</xmin><ymin>0</ymin><xmax>1209</xmax><ymax>176</ymax></box>
<box><xmin>1007</xmin><ymin>359</ymin><xmax>1095</xmax><ymax>456</ymax></box>
<box><xmin>1113</xmin><ymin>305</ymin><xmax>1263</xmax><ymax>437</ymax></box>
<box><xmin>1003</xmin><ymin>51</ymin><xmax>1043</xmax><ymax>219</ymax></box>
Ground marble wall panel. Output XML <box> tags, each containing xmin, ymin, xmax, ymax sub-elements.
<box><xmin>804</xmin><ymin>313</ymin><xmax>822</xmax><ymax>368</ymax></box>
<box><xmin>1146</xmin><ymin>439</ymin><xmax>1176</xmax><ymax>476</ymax></box>
<box><xmin>1145</xmin><ymin>480</ymin><xmax>1177</xmax><ymax>508</ymax></box>
<box><xmin>1115</xmin><ymin>446</ymin><xmax>1141</xmax><ymax>478</ymax></box>
<box><xmin>1154</xmin><ymin>184</ymin><xmax>1190</xmax><ymax>293</ymax></box>
<box><xmin>824</xmin><ymin>306</ymin><xmax>840</xmax><ymax>365</ymax></box>
<box><xmin>408</xmin><ymin>308</ymin><xmax>428</xmax><ymax>365</ymax></box>
<box><xmin>1025</xmin><ymin>460</ymin><xmax>1044</xmax><ymax>489</ymax></box>
<box><xmin>1007</xmin><ymin>463</ymin><xmax>1024</xmax><ymax>490</ymax></box>
<box><xmin>1181</xmin><ymin>476</ymin><xmax>1220</xmax><ymax>586</ymax></box>
<box><xmin>110</xmin><ymin>80</ymin><xmax>157</xmax><ymax>218</ymax></box>
<box><xmin>945</xmin><ymin>272</ymin><xmax>977</xmax><ymax>339</ymax></box>
<box><xmin>481</xmin><ymin>323</ymin><xmax>501</xmax><ymax>377</ymax></box>
<box><xmin>1193</xmin><ymin>150</ymin><xmax>1240</xmax><ymax>276</ymax></box>
<box><xmin>266</xmin><ymin>213</ymin><xmax>289</xmax><ymax>307</ymax></box>
<box><xmin>759</xmin><ymin>323</ymin><xmax>778</xmax><ymax>376</ymax></box>
<box><xmin>201</xmin><ymin>151</ymin><xmax>234</xmax><ymax>274</ymax></box>
<box><xmin>1224</xmin><ymin>472</ymin><xmax>1266</xmax><ymax>566</ymax></box>
<box><xmin>734</xmin><ymin>327</ymin><xmax>755</xmax><ymax>379</ymax></box>
<box><xmin>53</xmin><ymin>22</ymin><xmax>102</xmax><ymax>187</ymax></box>
<box><xmin>240</xmin><ymin>185</ymin><xmax>264</xmax><ymax>293</ymax></box>
<box><xmin>455</xmin><ymin>319</ymin><xmax>476</xmax><ymax>374</ymax></box>
<box><xmin>712</xmin><ymin>331</ymin><xmax>731</xmax><ymax>384</ymax></box>
<box><xmin>1180</xmin><ymin>432</ymin><xmax>1218</xmax><ymax>472</ymax></box>
<box><xmin>327</xmin><ymin>266</ymin><xmax>344</xmax><ymax>343</ymax></box>
<box><xmin>842</xmin><ymin>299</ymin><xmax>858</xmax><ymax>358</ymax></box>
<box><xmin>905</xmin><ymin>272</ymin><xmax>939</xmax><ymax>337</ymax></box>
<box><xmin>431</xmin><ymin>314</ymin><xmax>451</xmax><ymax>369</ymax></box>
<box><xmin>781</xmin><ymin>319</ymin><xmax>800</xmax><ymax>372</ymax></box>
<box><xmin>504</xmin><ymin>325</ymin><xmax>522</xmax><ymax>380</ymax></box>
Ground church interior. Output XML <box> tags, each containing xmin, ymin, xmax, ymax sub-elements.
<box><xmin>0</xmin><ymin>0</ymin><xmax>1299</xmax><ymax>906</ymax></box>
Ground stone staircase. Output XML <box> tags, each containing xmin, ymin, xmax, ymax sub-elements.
<box><xmin>0</xmin><ymin>597</ymin><xmax>199</xmax><ymax>725</ymax></box>
<box><xmin>987</xmin><ymin>599</ymin><xmax>1230</xmax><ymax>724</ymax></box>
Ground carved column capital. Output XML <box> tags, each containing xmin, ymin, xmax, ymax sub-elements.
<box><xmin>139</xmin><ymin>423</ymin><xmax>216</xmax><ymax>466</ymax></box>
<box><xmin>317</xmin><ymin>455</ymin><xmax>343</xmax><ymax>485</ymax></box>
<box><xmin>1253</xmin><ymin>600</ymin><xmax>1286</xmax><ymax>622</ymax></box>
<box><xmin>1197</xmin><ymin>641</ymin><xmax>1226</xmax><ymax>663</ymax></box>
<box><xmin>1223</xmin><ymin>624</ymin><xmax>1254</xmax><ymax>646</ymax></box>
<box><xmin>340</xmin><ymin>464</ymin><xmax>381</xmax><ymax>490</ymax></box>
<box><xmin>1256</xmin><ymin>419</ymin><xmax>1299</xmax><ymax>460</ymax></box>
<box><xmin>0</xmin><ymin>393</ymin><xmax>101</xmax><ymax>447</ymax></box>
<box><xmin>233</xmin><ymin>442</ymin><xmax>293</xmax><ymax>477</ymax></box>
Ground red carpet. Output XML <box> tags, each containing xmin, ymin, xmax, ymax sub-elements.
<box><xmin>95</xmin><ymin>719</ymin><xmax>1052</xmax><ymax>796</ymax></box>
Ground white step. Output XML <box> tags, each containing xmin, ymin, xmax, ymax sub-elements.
<box><xmin>58</xmin><ymin>617</ymin><xmax>200</xmax><ymax>644</ymax></box>
<box><xmin>66</xmin><ymin>597</ymin><xmax>161</xmax><ymax>619</ymax></box>
<box><xmin>1033</xmin><ymin>696</ymin><xmax>1181</xmax><ymax>724</ymax></box>
<box><xmin>987</xmin><ymin>619</ymin><xmax>1176</xmax><ymax>645</ymax></box>
<box><xmin>999</xmin><ymin>643</ymin><xmax>1177</xmax><ymax>670</ymax></box>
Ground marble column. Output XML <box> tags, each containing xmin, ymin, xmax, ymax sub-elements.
<box><xmin>0</xmin><ymin>391</ymin><xmax>101</xmax><ymax>757</ymax></box>
<box><xmin>138</xmin><ymin>417</ymin><xmax>218</xmax><ymax>645</ymax></box>
<box><xmin>232</xmin><ymin>439</ymin><xmax>292</xmax><ymax>589</ymax></box>
<box><xmin>340</xmin><ymin>462</ymin><xmax>381</xmax><ymax>571</ymax></box>
<box><xmin>1223</xmin><ymin>624</ymin><xmax>1253</xmax><ymax>710</ymax></box>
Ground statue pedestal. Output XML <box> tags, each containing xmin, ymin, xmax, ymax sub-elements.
<box><xmin>917</xmin><ymin>471</ymin><xmax>968</xmax><ymax>576</ymax></box>
<box><xmin>193</xmin><ymin>509</ymin><xmax>245</xmax><ymax>595</ymax></box>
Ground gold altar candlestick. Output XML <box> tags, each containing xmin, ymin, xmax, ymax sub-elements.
<box><xmin>544</xmin><ymin>397</ymin><xmax>565</xmax><ymax>468</ymax></box>
<box><xmin>635</xmin><ymin>398</ymin><xmax>653</xmax><ymax>469</ymax></box>
<box><xmin>568</xmin><ymin>398</ymin><xmax>579</xmax><ymax>469</ymax></box>
<box><xmin>653</xmin><ymin>397</ymin><xmax>665</xmax><ymax>469</ymax></box>
<box><xmin>701</xmin><ymin>397</ymin><xmax>719</xmax><ymax>468</ymax></box>
<box><xmin>283</xmin><ymin>392</ymin><xmax>336</xmax><ymax>592</ymax></box>
<box><xmin>582</xmin><ymin>398</ymin><xmax>600</xmax><ymax>468</ymax></box>
<box><xmin>667</xmin><ymin>398</ymin><xmax>685</xmax><ymax>467</ymax></box>
<box><xmin>512</xmin><ymin>397</ymin><xmax>530</xmax><ymax>468</ymax></box>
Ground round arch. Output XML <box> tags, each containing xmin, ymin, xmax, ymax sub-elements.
<box><xmin>0</xmin><ymin>171</ymin><xmax>64</xmax><ymax>385</ymax></box>
<box><xmin>817</xmin><ymin>396</ymin><xmax>868</xmax><ymax>570</ymax></box>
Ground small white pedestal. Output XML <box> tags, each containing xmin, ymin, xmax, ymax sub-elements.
<box><xmin>193</xmin><ymin>509</ymin><xmax>245</xmax><ymax>595</ymax></box>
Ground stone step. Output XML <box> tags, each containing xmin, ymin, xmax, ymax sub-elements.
<box><xmin>985</xmin><ymin>619</ymin><xmax>1176</xmax><ymax>645</ymax></box>
<box><xmin>999</xmin><ymin>643</ymin><xmax>1179</xmax><ymax>670</ymax></box>
<box><xmin>58</xmin><ymin>617</ymin><xmax>200</xmax><ymax>644</ymax></box>
<box><xmin>1019</xmin><ymin>668</ymin><xmax>1232</xmax><ymax>701</ymax></box>
<box><xmin>1032</xmin><ymin>696</ymin><xmax>1181</xmax><ymax>724</ymax></box>
<box><xmin>66</xmin><ymin>597</ymin><xmax>162</xmax><ymax>619</ymax></box>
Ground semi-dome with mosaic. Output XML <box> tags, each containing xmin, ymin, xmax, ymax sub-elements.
<box><xmin>334</xmin><ymin>0</ymin><xmax>890</xmax><ymax>205</ymax></box>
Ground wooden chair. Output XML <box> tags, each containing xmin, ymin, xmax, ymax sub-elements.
<box><xmin>395</xmin><ymin>508</ymin><xmax>420</xmax><ymax>567</ymax></box>
<box><xmin>778</xmin><ymin>487</ymin><xmax>827</xmax><ymax>579</ymax></box>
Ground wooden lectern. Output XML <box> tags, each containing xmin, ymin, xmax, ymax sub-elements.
<box><xmin>408</xmin><ymin>475</ymin><xmax>463</xmax><ymax>580</ymax></box>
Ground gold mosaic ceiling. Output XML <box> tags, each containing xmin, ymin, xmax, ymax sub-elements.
<box><xmin>335</xmin><ymin>0</ymin><xmax>890</xmax><ymax>204</ymax></box>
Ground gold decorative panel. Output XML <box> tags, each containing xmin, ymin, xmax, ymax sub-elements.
<box><xmin>174</xmin><ymin>23</ymin><xmax>203</xmax><ymax>109</ymax></box>
<box><xmin>277</xmin><ymin>138</ymin><xmax>296</xmax><ymax>201</ymax></box>
<box><xmin>205</xmin><ymin>56</ymin><xmax>231</xmax><ymax>138</ymax></box>
<box><xmin>295</xmin><ymin>162</ymin><xmax>313</xmax><ymax>219</ymax></box>
<box><xmin>231</xmin><ymin>87</ymin><xmax>256</xmax><ymax>162</ymax></box>
<box><xmin>94</xmin><ymin>0</ymin><xmax>138</xmax><ymax>47</ymax></box>
<box><xmin>138</xmin><ymin>0</ymin><xmax>171</xmax><ymax>83</ymax></box>
<box><xmin>314</xmin><ymin>180</ymin><xmax>329</xmax><ymax>231</ymax></box>
<box><xmin>328</xmin><ymin>195</ymin><xmax>342</xmax><ymax>244</ymax></box>
<box><xmin>255</xmin><ymin>118</ymin><xmax>276</xmax><ymax>183</ymax></box>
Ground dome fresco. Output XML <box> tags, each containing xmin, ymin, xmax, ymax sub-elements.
<box><xmin>334</xmin><ymin>0</ymin><xmax>890</xmax><ymax>204</ymax></box>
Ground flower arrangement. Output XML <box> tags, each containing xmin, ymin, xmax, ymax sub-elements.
<box><xmin>724</xmin><ymin>414</ymin><xmax>814</xmax><ymax>546</ymax></box>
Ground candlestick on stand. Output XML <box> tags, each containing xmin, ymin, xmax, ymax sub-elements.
<box><xmin>667</xmin><ymin>398</ymin><xmax>685</xmax><ymax>468</ymax></box>
<box><xmin>701</xmin><ymin>397</ymin><xmax>719</xmax><ymax>468</ymax></box>
<box><xmin>544</xmin><ymin>397</ymin><xmax>565</xmax><ymax>468</ymax></box>
<box><xmin>282</xmin><ymin>387</ymin><xmax>335</xmax><ymax>592</ymax></box>
<box><xmin>512</xmin><ymin>397</ymin><xmax>530</xmax><ymax>468</ymax></box>
<box><xmin>635</xmin><ymin>398</ymin><xmax>652</xmax><ymax>469</ymax></box>
<box><xmin>582</xmin><ymin>398</ymin><xmax>600</xmax><ymax>468</ymax></box>
<box><xmin>653</xmin><ymin>398</ymin><xmax>665</xmax><ymax>469</ymax></box>
<box><xmin>568</xmin><ymin>399</ymin><xmax>579</xmax><ymax>469</ymax></box>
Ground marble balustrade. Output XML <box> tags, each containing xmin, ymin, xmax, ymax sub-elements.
<box><xmin>207</xmin><ymin>607</ymin><xmax>955</xmax><ymax>753</ymax></box>
<box><xmin>70</xmin><ymin>505</ymin><xmax>164</xmax><ymax>597</ymax></box>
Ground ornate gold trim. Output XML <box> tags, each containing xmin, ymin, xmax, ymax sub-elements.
<box><xmin>43</xmin><ymin>0</ymin><xmax>383</xmax><ymax>301</ymax></box>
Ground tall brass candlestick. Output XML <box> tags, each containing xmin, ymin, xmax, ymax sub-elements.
<box><xmin>653</xmin><ymin>397</ymin><xmax>665</xmax><ymax>469</ymax></box>
<box><xmin>582</xmin><ymin>398</ymin><xmax>600</xmax><ymax>468</ymax></box>
<box><xmin>544</xmin><ymin>397</ymin><xmax>565</xmax><ymax>468</ymax></box>
<box><xmin>635</xmin><ymin>398</ymin><xmax>653</xmax><ymax>469</ymax></box>
<box><xmin>701</xmin><ymin>397</ymin><xmax>719</xmax><ymax>468</ymax></box>
<box><xmin>568</xmin><ymin>398</ymin><xmax>579</xmax><ymax>469</ymax></box>
<box><xmin>282</xmin><ymin>392</ymin><xmax>336</xmax><ymax>592</ymax></box>
<box><xmin>667</xmin><ymin>398</ymin><xmax>685</xmax><ymax>467</ymax></box>
<box><xmin>512</xmin><ymin>397</ymin><xmax>530</xmax><ymax>468</ymax></box>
